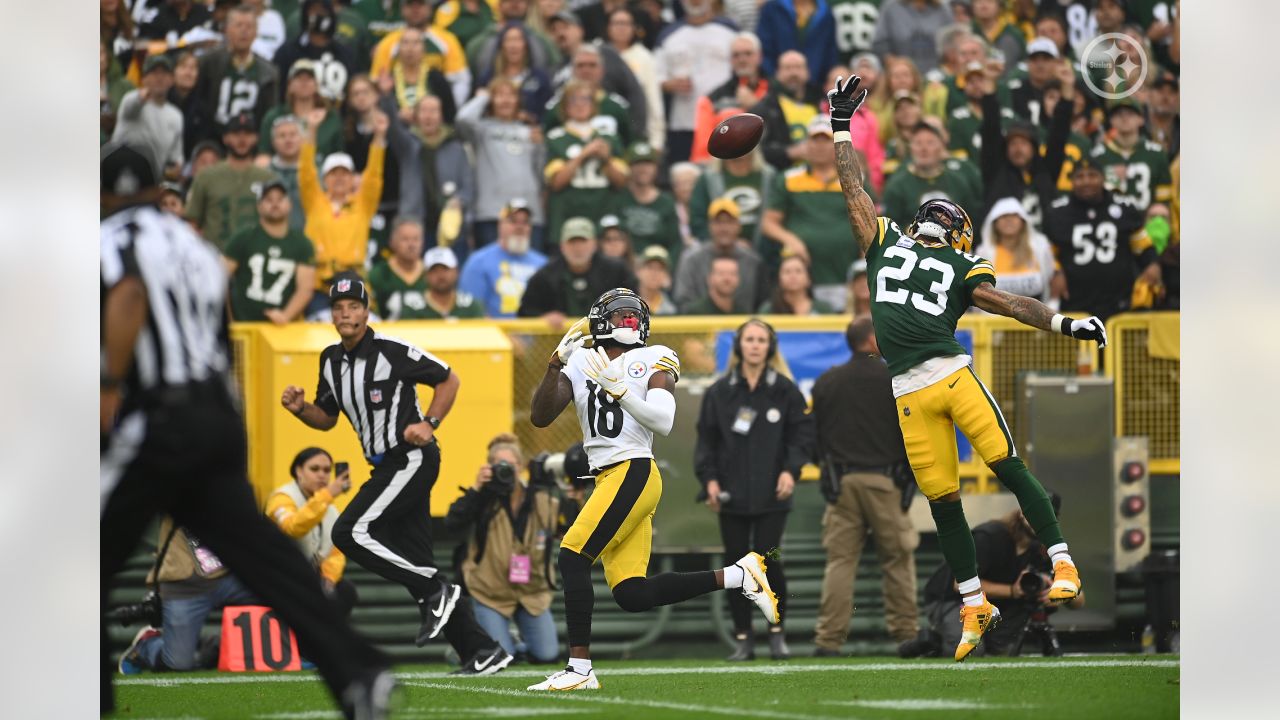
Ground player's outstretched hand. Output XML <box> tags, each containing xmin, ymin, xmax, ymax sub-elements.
<box><xmin>553</xmin><ymin>317</ymin><xmax>590</xmax><ymax>365</ymax></box>
<box><xmin>827</xmin><ymin>75</ymin><xmax>868</xmax><ymax>127</ymax></box>
<box><xmin>1061</xmin><ymin>315</ymin><xmax>1108</xmax><ymax>349</ymax></box>
<box><xmin>281</xmin><ymin>385</ymin><xmax>306</xmax><ymax>414</ymax></box>
<box><xmin>583</xmin><ymin>347</ymin><xmax>629</xmax><ymax>401</ymax></box>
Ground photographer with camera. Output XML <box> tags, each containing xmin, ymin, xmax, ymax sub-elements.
<box><xmin>903</xmin><ymin>495</ymin><xmax>1086</xmax><ymax>659</ymax></box>
<box><xmin>266</xmin><ymin>448</ymin><xmax>358</xmax><ymax>616</ymax></box>
<box><xmin>444</xmin><ymin>434</ymin><xmax>585</xmax><ymax>664</ymax></box>
<box><xmin>695</xmin><ymin>318</ymin><xmax>815</xmax><ymax>661</ymax></box>
<box><xmin>115</xmin><ymin>518</ymin><xmax>257</xmax><ymax>674</ymax></box>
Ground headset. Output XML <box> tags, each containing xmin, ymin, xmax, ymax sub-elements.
<box><xmin>732</xmin><ymin>318</ymin><xmax>778</xmax><ymax>364</ymax></box>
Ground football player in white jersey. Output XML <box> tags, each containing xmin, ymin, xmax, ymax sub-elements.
<box><xmin>526</xmin><ymin>288</ymin><xmax>779</xmax><ymax>690</ymax></box>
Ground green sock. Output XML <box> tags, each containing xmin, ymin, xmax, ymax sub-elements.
<box><xmin>929</xmin><ymin>499</ymin><xmax>978</xmax><ymax>582</ymax></box>
<box><xmin>993</xmin><ymin>457</ymin><xmax>1065</xmax><ymax>547</ymax></box>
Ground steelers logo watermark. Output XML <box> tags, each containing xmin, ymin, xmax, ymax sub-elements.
<box><xmin>1080</xmin><ymin>32</ymin><xmax>1149</xmax><ymax>100</ymax></box>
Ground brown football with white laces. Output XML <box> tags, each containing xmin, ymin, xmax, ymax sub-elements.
<box><xmin>707</xmin><ymin>113</ymin><xmax>764</xmax><ymax>159</ymax></box>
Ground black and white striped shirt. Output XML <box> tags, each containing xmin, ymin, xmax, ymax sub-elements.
<box><xmin>101</xmin><ymin>205</ymin><xmax>229</xmax><ymax>401</ymax></box>
<box><xmin>314</xmin><ymin>330</ymin><xmax>452</xmax><ymax>461</ymax></box>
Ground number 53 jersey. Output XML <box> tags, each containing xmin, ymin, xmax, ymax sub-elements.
<box><xmin>561</xmin><ymin>345</ymin><xmax>681</xmax><ymax>470</ymax></box>
<box><xmin>865</xmin><ymin>217</ymin><xmax>996</xmax><ymax>377</ymax></box>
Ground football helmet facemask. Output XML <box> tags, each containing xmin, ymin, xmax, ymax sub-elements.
<box><xmin>908</xmin><ymin>199</ymin><xmax>974</xmax><ymax>254</ymax></box>
<box><xmin>588</xmin><ymin>288</ymin><xmax>650</xmax><ymax>347</ymax></box>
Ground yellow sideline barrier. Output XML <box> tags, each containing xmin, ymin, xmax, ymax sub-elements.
<box><xmin>1105</xmin><ymin>312</ymin><xmax>1180</xmax><ymax>474</ymax></box>
<box><xmin>230</xmin><ymin>323</ymin><xmax>513</xmax><ymax>513</ymax></box>
<box><xmin>230</xmin><ymin>312</ymin><xmax>1180</xmax><ymax>513</ymax></box>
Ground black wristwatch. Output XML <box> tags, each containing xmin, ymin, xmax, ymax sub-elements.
<box><xmin>425</xmin><ymin>415</ymin><xmax>442</xmax><ymax>429</ymax></box>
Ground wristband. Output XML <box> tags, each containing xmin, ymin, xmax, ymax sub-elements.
<box><xmin>1051</xmin><ymin>314</ymin><xmax>1068</xmax><ymax>335</ymax></box>
<box><xmin>833</xmin><ymin>130</ymin><xmax>852</xmax><ymax>144</ymax></box>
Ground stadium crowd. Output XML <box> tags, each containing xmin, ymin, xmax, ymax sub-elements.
<box><xmin>102</xmin><ymin>0</ymin><xmax>1180</xmax><ymax>325</ymax></box>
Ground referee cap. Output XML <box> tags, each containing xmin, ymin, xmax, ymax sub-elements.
<box><xmin>329</xmin><ymin>271</ymin><xmax>369</xmax><ymax>307</ymax></box>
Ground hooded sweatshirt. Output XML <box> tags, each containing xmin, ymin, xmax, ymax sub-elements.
<box><xmin>974</xmin><ymin>196</ymin><xmax>1055</xmax><ymax>304</ymax></box>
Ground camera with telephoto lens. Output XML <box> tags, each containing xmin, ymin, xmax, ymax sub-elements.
<box><xmin>485</xmin><ymin>460</ymin><xmax>518</xmax><ymax>497</ymax></box>
<box><xmin>106</xmin><ymin>589</ymin><xmax>163</xmax><ymax>627</ymax></box>
<box><xmin>1019</xmin><ymin>570</ymin><xmax>1048</xmax><ymax>598</ymax></box>
<box><xmin>528</xmin><ymin>442</ymin><xmax>592</xmax><ymax>491</ymax></box>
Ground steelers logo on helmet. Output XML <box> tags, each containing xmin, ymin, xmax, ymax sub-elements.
<box><xmin>588</xmin><ymin>288</ymin><xmax>651</xmax><ymax>347</ymax></box>
<box><xmin>908</xmin><ymin>198</ymin><xmax>974</xmax><ymax>254</ymax></box>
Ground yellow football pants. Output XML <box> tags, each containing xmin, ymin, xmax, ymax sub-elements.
<box><xmin>895</xmin><ymin>366</ymin><xmax>1016</xmax><ymax>500</ymax></box>
<box><xmin>560</xmin><ymin>458</ymin><xmax>662</xmax><ymax>588</ymax></box>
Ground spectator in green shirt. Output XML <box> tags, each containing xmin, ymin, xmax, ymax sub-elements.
<box><xmin>421</xmin><ymin>246</ymin><xmax>486</xmax><ymax>319</ymax></box>
<box><xmin>617</xmin><ymin>141</ymin><xmax>681</xmax><ymax>262</ymax></box>
<box><xmin>222</xmin><ymin>177</ymin><xmax>317</xmax><ymax>323</ymax></box>
<box><xmin>186</xmin><ymin>112</ymin><xmax>279</xmax><ymax>249</ymax></box>
<box><xmin>760</xmin><ymin>117</ymin><xmax>854</xmax><ymax>309</ymax></box>
<box><xmin>881</xmin><ymin>121</ymin><xmax>983</xmax><ymax>231</ymax></box>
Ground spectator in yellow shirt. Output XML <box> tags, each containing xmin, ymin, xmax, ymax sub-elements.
<box><xmin>298</xmin><ymin>106</ymin><xmax>386</xmax><ymax>303</ymax></box>
<box><xmin>266</xmin><ymin>447</ymin><xmax>357</xmax><ymax>615</ymax></box>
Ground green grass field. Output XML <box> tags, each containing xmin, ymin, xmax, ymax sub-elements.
<box><xmin>110</xmin><ymin>655</ymin><xmax>1178</xmax><ymax>719</ymax></box>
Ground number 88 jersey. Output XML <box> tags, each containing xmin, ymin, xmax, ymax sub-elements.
<box><xmin>866</xmin><ymin>216</ymin><xmax>996</xmax><ymax>377</ymax></box>
<box><xmin>561</xmin><ymin>344</ymin><xmax>681</xmax><ymax>470</ymax></box>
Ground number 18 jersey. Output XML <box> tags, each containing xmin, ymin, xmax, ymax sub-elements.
<box><xmin>561</xmin><ymin>344</ymin><xmax>681</xmax><ymax>470</ymax></box>
<box><xmin>865</xmin><ymin>217</ymin><xmax>996</xmax><ymax>377</ymax></box>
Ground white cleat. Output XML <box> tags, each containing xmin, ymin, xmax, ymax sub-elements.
<box><xmin>527</xmin><ymin>667</ymin><xmax>601</xmax><ymax>691</ymax></box>
<box><xmin>736</xmin><ymin>552</ymin><xmax>780</xmax><ymax>624</ymax></box>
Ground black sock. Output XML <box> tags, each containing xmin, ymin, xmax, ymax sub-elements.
<box><xmin>611</xmin><ymin>571</ymin><xmax>720</xmax><ymax>613</ymax></box>
<box><xmin>558</xmin><ymin>549</ymin><xmax>594</xmax><ymax>648</ymax></box>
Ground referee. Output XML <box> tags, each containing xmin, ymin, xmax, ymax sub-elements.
<box><xmin>280</xmin><ymin>274</ymin><xmax>511</xmax><ymax>676</ymax></box>
<box><xmin>100</xmin><ymin>142</ymin><xmax>393</xmax><ymax>719</ymax></box>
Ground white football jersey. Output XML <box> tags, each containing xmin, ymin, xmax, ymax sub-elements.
<box><xmin>561</xmin><ymin>344</ymin><xmax>681</xmax><ymax>469</ymax></box>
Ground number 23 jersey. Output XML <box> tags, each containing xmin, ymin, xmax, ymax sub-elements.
<box><xmin>865</xmin><ymin>217</ymin><xmax>996</xmax><ymax>377</ymax></box>
<box><xmin>561</xmin><ymin>344</ymin><xmax>681</xmax><ymax>469</ymax></box>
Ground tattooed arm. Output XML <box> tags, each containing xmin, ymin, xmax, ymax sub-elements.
<box><xmin>972</xmin><ymin>283</ymin><xmax>1110</xmax><ymax>347</ymax></box>
<box><xmin>827</xmin><ymin>74</ymin><xmax>878</xmax><ymax>256</ymax></box>
<box><xmin>971</xmin><ymin>283</ymin><xmax>1055</xmax><ymax>330</ymax></box>
<box><xmin>834</xmin><ymin>141</ymin><xmax>880</xmax><ymax>256</ymax></box>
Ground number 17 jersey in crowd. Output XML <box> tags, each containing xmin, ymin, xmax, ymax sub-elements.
<box><xmin>561</xmin><ymin>344</ymin><xmax>681</xmax><ymax>470</ymax></box>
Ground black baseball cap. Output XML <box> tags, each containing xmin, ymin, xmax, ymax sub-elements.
<box><xmin>225</xmin><ymin>111</ymin><xmax>257</xmax><ymax>134</ymax></box>
<box><xmin>328</xmin><ymin>272</ymin><xmax>369</xmax><ymax>307</ymax></box>
<box><xmin>101</xmin><ymin>142</ymin><xmax>158</xmax><ymax>196</ymax></box>
<box><xmin>1005</xmin><ymin>119</ymin><xmax>1038</xmax><ymax>143</ymax></box>
<box><xmin>254</xmin><ymin>176</ymin><xmax>289</xmax><ymax>201</ymax></box>
<box><xmin>1071</xmin><ymin>155</ymin><xmax>1101</xmax><ymax>175</ymax></box>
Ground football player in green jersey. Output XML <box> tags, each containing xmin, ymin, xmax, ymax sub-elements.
<box><xmin>828</xmin><ymin>74</ymin><xmax>1106</xmax><ymax>662</ymax></box>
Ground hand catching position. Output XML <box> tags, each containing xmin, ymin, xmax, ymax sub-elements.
<box><xmin>827</xmin><ymin>75</ymin><xmax>869</xmax><ymax>132</ymax></box>
<box><xmin>583</xmin><ymin>346</ymin><xmax>629</xmax><ymax>401</ymax></box>
<box><xmin>553</xmin><ymin>316</ymin><xmax>590</xmax><ymax>365</ymax></box>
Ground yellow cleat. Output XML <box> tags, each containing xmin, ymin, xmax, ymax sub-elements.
<box><xmin>954</xmin><ymin>598</ymin><xmax>1001</xmax><ymax>662</ymax></box>
<box><xmin>1048</xmin><ymin>561</ymin><xmax>1082</xmax><ymax>604</ymax></box>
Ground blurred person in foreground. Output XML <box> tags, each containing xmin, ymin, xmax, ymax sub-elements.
<box><xmin>266</xmin><ymin>447</ymin><xmax>358</xmax><ymax>616</ymax></box>
<box><xmin>445</xmin><ymin>434</ymin><xmax>584</xmax><ymax>663</ymax></box>
<box><xmin>696</xmin><ymin>318</ymin><xmax>814</xmax><ymax>660</ymax></box>
<box><xmin>811</xmin><ymin>317</ymin><xmax>919</xmax><ymax>657</ymax></box>
<box><xmin>828</xmin><ymin>73</ymin><xmax>1097</xmax><ymax>661</ymax></box>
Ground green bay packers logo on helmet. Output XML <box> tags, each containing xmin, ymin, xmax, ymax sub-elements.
<box><xmin>908</xmin><ymin>198</ymin><xmax>974</xmax><ymax>254</ymax></box>
<box><xmin>588</xmin><ymin>288</ymin><xmax>650</xmax><ymax>347</ymax></box>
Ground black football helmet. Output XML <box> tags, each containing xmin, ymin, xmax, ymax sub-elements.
<box><xmin>588</xmin><ymin>288</ymin><xmax>650</xmax><ymax>346</ymax></box>
<box><xmin>908</xmin><ymin>198</ymin><xmax>974</xmax><ymax>253</ymax></box>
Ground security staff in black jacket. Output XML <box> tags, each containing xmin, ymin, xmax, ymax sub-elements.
<box><xmin>695</xmin><ymin>319</ymin><xmax>815</xmax><ymax>661</ymax></box>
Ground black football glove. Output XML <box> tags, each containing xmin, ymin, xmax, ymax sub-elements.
<box><xmin>827</xmin><ymin>75</ymin><xmax>869</xmax><ymax>133</ymax></box>
<box><xmin>1060</xmin><ymin>315</ymin><xmax>1108</xmax><ymax>348</ymax></box>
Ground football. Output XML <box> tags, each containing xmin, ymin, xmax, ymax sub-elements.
<box><xmin>707</xmin><ymin>113</ymin><xmax>765</xmax><ymax>159</ymax></box>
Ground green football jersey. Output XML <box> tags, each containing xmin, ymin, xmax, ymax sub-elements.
<box><xmin>224</xmin><ymin>225</ymin><xmax>315</xmax><ymax>321</ymax></box>
<box><xmin>544</xmin><ymin>127</ymin><xmax>626</xmax><ymax>245</ymax></box>
<box><xmin>367</xmin><ymin>262</ymin><xmax>431</xmax><ymax>320</ymax></box>
<box><xmin>865</xmin><ymin>217</ymin><xmax>996</xmax><ymax>376</ymax></box>
<box><xmin>618</xmin><ymin>190</ymin><xmax>681</xmax><ymax>263</ymax></box>
<box><xmin>881</xmin><ymin>159</ymin><xmax>983</xmax><ymax>230</ymax></box>
<box><xmin>1093</xmin><ymin>139</ymin><xmax>1173</xmax><ymax>214</ymax></box>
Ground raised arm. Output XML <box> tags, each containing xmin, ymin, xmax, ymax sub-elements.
<box><xmin>828</xmin><ymin>75</ymin><xmax>879</xmax><ymax>256</ymax></box>
<box><xmin>971</xmin><ymin>282</ymin><xmax>1109</xmax><ymax>348</ymax></box>
<box><xmin>530</xmin><ymin>319</ymin><xmax>588</xmax><ymax>427</ymax></box>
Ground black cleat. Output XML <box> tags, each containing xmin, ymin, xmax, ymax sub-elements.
<box><xmin>448</xmin><ymin>646</ymin><xmax>514</xmax><ymax>676</ymax></box>
<box><xmin>726</xmin><ymin>633</ymin><xmax>755</xmax><ymax>661</ymax></box>
<box><xmin>416</xmin><ymin>582</ymin><xmax>461</xmax><ymax>647</ymax></box>
<box><xmin>768</xmin><ymin>631</ymin><xmax>791</xmax><ymax>660</ymax></box>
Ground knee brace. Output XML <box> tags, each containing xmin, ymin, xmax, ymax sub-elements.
<box><xmin>610</xmin><ymin>577</ymin><xmax>654</xmax><ymax>613</ymax></box>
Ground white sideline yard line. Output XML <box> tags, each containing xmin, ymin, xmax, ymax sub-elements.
<box><xmin>117</xmin><ymin>657</ymin><xmax>1179</xmax><ymax>687</ymax></box>
<box><xmin>403</xmin><ymin>681</ymin><xmax>828</xmax><ymax>720</ymax></box>
<box><xmin>821</xmin><ymin>699</ymin><xmax>1030</xmax><ymax>710</ymax></box>
<box><xmin>256</xmin><ymin>707</ymin><xmax>589</xmax><ymax>719</ymax></box>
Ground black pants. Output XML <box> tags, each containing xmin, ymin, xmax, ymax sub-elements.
<box><xmin>101</xmin><ymin>387</ymin><xmax>386</xmax><ymax>712</ymax></box>
<box><xmin>718</xmin><ymin>510</ymin><xmax>790</xmax><ymax>634</ymax></box>
<box><xmin>331</xmin><ymin>443</ymin><xmax>495</xmax><ymax>660</ymax></box>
